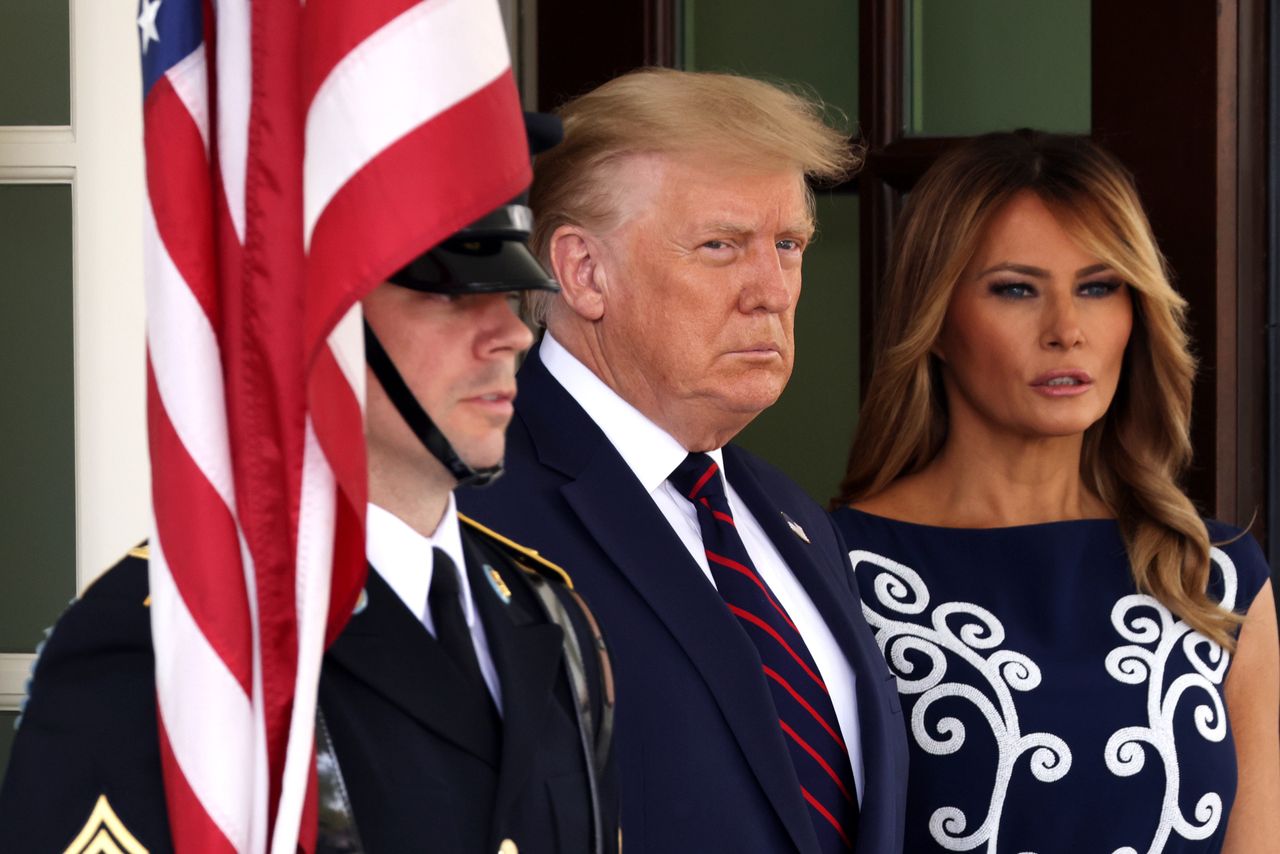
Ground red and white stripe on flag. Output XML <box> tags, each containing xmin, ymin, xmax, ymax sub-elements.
<box><xmin>139</xmin><ymin>0</ymin><xmax>530</xmax><ymax>849</ymax></box>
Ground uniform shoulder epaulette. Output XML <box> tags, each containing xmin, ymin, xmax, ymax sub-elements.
<box><xmin>77</xmin><ymin>541</ymin><xmax>151</xmax><ymax>605</ymax></box>
<box><xmin>458</xmin><ymin>512</ymin><xmax>574</xmax><ymax>589</ymax></box>
<box><xmin>17</xmin><ymin>542</ymin><xmax>152</xmax><ymax>732</ymax></box>
<box><xmin>124</xmin><ymin>543</ymin><xmax>150</xmax><ymax>606</ymax></box>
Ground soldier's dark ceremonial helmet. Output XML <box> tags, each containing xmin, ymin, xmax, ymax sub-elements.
<box><xmin>385</xmin><ymin>110</ymin><xmax>561</xmax><ymax>298</ymax></box>
<box><xmin>364</xmin><ymin>112</ymin><xmax>561</xmax><ymax>488</ymax></box>
<box><xmin>386</xmin><ymin>204</ymin><xmax>558</xmax><ymax>295</ymax></box>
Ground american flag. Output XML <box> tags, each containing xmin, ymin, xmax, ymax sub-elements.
<box><xmin>137</xmin><ymin>0</ymin><xmax>531</xmax><ymax>849</ymax></box>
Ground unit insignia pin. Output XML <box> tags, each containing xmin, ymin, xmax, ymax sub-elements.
<box><xmin>486</xmin><ymin>565</ymin><xmax>513</xmax><ymax>604</ymax></box>
<box><xmin>781</xmin><ymin>511</ymin><xmax>810</xmax><ymax>543</ymax></box>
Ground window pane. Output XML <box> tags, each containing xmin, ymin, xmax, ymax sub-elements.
<box><xmin>684</xmin><ymin>2</ymin><xmax>861</xmax><ymax>503</ymax></box>
<box><xmin>905</xmin><ymin>0</ymin><xmax>1090</xmax><ymax>136</ymax></box>
<box><xmin>0</xmin><ymin>184</ymin><xmax>76</xmax><ymax>651</ymax></box>
<box><xmin>685</xmin><ymin>0</ymin><xmax>858</xmax><ymax>122</ymax></box>
<box><xmin>0</xmin><ymin>711</ymin><xmax>18</xmax><ymax>781</ymax></box>
<box><xmin>735</xmin><ymin>193</ymin><xmax>860</xmax><ymax>504</ymax></box>
<box><xmin>0</xmin><ymin>0</ymin><xmax>71</xmax><ymax>126</ymax></box>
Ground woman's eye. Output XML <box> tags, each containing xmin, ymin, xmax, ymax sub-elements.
<box><xmin>1079</xmin><ymin>279</ymin><xmax>1125</xmax><ymax>298</ymax></box>
<box><xmin>990</xmin><ymin>282</ymin><xmax>1035</xmax><ymax>299</ymax></box>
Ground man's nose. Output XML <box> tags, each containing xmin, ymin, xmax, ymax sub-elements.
<box><xmin>479</xmin><ymin>293</ymin><xmax>535</xmax><ymax>355</ymax></box>
<box><xmin>739</xmin><ymin>246</ymin><xmax>795</xmax><ymax>314</ymax></box>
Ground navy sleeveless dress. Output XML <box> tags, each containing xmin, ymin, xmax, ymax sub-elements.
<box><xmin>830</xmin><ymin>509</ymin><xmax>1271</xmax><ymax>854</ymax></box>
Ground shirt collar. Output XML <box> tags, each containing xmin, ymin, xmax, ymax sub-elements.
<box><xmin>365</xmin><ymin>492</ymin><xmax>474</xmax><ymax>627</ymax></box>
<box><xmin>540</xmin><ymin>332</ymin><xmax>724</xmax><ymax>492</ymax></box>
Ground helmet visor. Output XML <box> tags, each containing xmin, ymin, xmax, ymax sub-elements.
<box><xmin>387</xmin><ymin>204</ymin><xmax>559</xmax><ymax>294</ymax></box>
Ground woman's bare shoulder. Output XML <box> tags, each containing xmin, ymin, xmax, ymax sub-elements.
<box><xmin>848</xmin><ymin>473</ymin><xmax>940</xmax><ymax>523</ymax></box>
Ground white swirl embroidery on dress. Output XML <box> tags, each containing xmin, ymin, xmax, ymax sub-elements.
<box><xmin>1104</xmin><ymin>547</ymin><xmax>1236</xmax><ymax>854</ymax></box>
<box><xmin>851</xmin><ymin>550</ymin><xmax>1071</xmax><ymax>853</ymax></box>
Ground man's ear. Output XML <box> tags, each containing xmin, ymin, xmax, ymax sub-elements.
<box><xmin>548</xmin><ymin>224</ymin><xmax>607</xmax><ymax>322</ymax></box>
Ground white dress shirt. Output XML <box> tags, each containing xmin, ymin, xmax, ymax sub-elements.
<box><xmin>541</xmin><ymin>333</ymin><xmax>863</xmax><ymax>799</ymax></box>
<box><xmin>366</xmin><ymin>494</ymin><xmax>503</xmax><ymax>712</ymax></box>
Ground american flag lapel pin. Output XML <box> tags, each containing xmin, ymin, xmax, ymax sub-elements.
<box><xmin>781</xmin><ymin>511</ymin><xmax>810</xmax><ymax>543</ymax></box>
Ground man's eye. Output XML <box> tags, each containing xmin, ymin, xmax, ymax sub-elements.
<box><xmin>702</xmin><ymin>240</ymin><xmax>729</xmax><ymax>250</ymax></box>
<box><xmin>777</xmin><ymin>239</ymin><xmax>803</xmax><ymax>252</ymax></box>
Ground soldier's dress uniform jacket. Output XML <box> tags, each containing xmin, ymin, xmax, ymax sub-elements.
<box><xmin>0</xmin><ymin>516</ymin><xmax>618</xmax><ymax>854</ymax></box>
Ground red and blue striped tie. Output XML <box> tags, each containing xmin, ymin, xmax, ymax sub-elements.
<box><xmin>670</xmin><ymin>453</ymin><xmax>858</xmax><ymax>852</ymax></box>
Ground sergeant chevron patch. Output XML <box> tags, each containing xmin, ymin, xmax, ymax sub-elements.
<box><xmin>62</xmin><ymin>795</ymin><xmax>148</xmax><ymax>854</ymax></box>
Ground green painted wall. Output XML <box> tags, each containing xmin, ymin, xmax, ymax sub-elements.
<box><xmin>0</xmin><ymin>184</ymin><xmax>77</xmax><ymax>653</ymax></box>
<box><xmin>907</xmin><ymin>0</ymin><xmax>1090</xmax><ymax>135</ymax></box>
<box><xmin>0</xmin><ymin>0</ymin><xmax>71</xmax><ymax>125</ymax></box>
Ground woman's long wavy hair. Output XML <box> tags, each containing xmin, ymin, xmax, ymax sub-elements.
<box><xmin>833</xmin><ymin>130</ymin><xmax>1241</xmax><ymax>649</ymax></box>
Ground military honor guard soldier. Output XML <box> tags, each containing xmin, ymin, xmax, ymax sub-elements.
<box><xmin>0</xmin><ymin>120</ymin><xmax>619</xmax><ymax>854</ymax></box>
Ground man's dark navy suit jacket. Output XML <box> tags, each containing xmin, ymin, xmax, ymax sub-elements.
<box><xmin>459</xmin><ymin>343</ymin><xmax>909</xmax><ymax>854</ymax></box>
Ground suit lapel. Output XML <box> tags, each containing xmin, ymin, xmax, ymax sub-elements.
<box><xmin>465</xmin><ymin>535</ymin><xmax>567</xmax><ymax>832</ymax></box>
<box><xmin>325</xmin><ymin>567</ymin><xmax>500</xmax><ymax>766</ymax></box>
<box><xmin>722</xmin><ymin>448</ymin><xmax>849</xmax><ymax>626</ymax></box>
<box><xmin>725</xmin><ymin>448</ymin><xmax>902</xmax><ymax>853</ymax></box>
<box><xmin>518</xmin><ymin>348</ymin><xmax>817</xmax><ymax>853</ymax></box>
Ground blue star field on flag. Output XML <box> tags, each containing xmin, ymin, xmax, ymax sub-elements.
<box><xmin>138</xmin><ymin>0</ymin><xmax>203</xmax><ymax>96</ymax></box>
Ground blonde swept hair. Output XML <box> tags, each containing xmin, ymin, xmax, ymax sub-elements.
<box><xmin>833</xmin><ymin>130</ymin><xmax>1241</xmax><ymax>649</ymax></box>
<box><xmin>526</xmin><ymin>67</ymin><xmax>860</xmax><ymax>325</ymax></box>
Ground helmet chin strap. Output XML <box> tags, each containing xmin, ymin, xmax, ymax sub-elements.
<box><xmin>363</xmin><ymin>319</ymin><xmax>504</xmax><ymax>489</ymax></box>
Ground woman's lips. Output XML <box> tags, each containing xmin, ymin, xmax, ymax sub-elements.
<box><xmin>1030</xmin><ymin>369</ymin><xmax>1094</xmax><ymax>397</ymax></box>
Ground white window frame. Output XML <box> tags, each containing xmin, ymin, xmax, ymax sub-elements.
<box><xmin>0</xmin><ymin>0</ymin><xmax>148</xmax><ymax>709</ymax></box>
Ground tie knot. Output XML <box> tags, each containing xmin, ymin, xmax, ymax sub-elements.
<box><xmin>429</xmin><ymin>547</ymin><xmax>461</xmax><ymax>601</ymax></box>
<box><xmin>669</xmin><ymin>452</ymin><xmax>726</xmax><ymax>502</ymax></box>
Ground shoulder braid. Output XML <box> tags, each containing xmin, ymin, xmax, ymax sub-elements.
<box><xmin>458</xmin><ymin>512</ymin><xmax>574</xmax><ymax>589</ymax></box>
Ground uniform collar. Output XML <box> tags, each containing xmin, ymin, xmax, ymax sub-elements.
<box><xmin>366</xmin><ymin>493</ymin><xmax>474</xmax><ymax>628</ymax></box>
